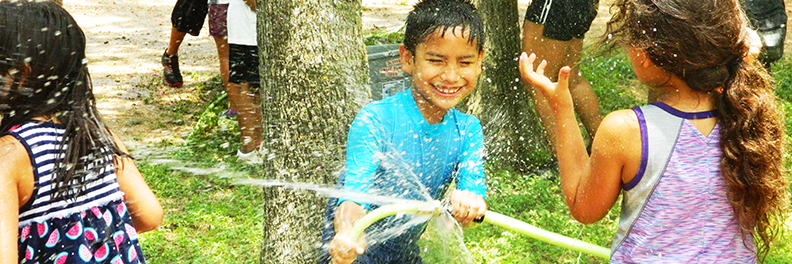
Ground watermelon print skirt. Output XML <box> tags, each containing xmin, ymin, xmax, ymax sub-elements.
<box><xmin>18</xmin><ymin>199</ymin><xmax>146</xmax><ymax>264</ymax></box>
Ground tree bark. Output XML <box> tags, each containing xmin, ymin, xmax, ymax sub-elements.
<box><xmin>256</xmin><ymin>0</ymin><xmax>369</xmax><ymax>262</ymax></box>
<box><xmin>468</xmin><ymin>0</ymin><xmax>552</xmax><ymax>173</ymax></box>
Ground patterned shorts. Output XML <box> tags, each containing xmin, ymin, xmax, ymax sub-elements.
<box><xmin>208</xmin><ymin>4</ymin><xmax>228</xmax><ymax>37</ymax></box>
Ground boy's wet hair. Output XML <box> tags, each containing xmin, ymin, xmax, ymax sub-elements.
<box><xmin>403</xmin><ymin>0</ymin><xmax>485</xmax><ymax>54</ymax></box>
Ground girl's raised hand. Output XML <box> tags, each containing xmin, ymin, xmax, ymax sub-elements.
<box><xmin>518</xmin><ymin>52</ymin><xmax>573</xmax><ymax>109</ymax></box>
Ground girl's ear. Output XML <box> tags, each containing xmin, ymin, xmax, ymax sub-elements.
<box><xmin>8</xmin><ymin>63</ymin><xmax>32</xmax><ymax>89</ymax></box>
<box><xmin>399</xmin><ymin>44</ymin><xmax>414</xmax><ymax>74</ymax></box>
<box><xmin>20</xmin><ymin>63</ymin><xmax>32</xmax><ymax>77</ymax></box>
<box><xmin>3</xmin><ymin>64</ymin><xmax>29</xmax><ymax>89</ymax></box>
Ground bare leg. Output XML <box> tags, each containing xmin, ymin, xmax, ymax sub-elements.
<box><xmin>227</xmin><ymin>82</ymin><xmax>262</xmax><ymax>153</ymax></box>
<box><xmin>521</xmin><ymin>20</ymin><xmax>602</xmax><ymax>149</ymax></box>
<box><xmin>522</xmin><ymin>20</ymin><xmax>569</xmax><ymax>148</ymax></box>
<box><xmin>166</xmin><ymin>27</ymin><xmax>188</xmax><ymax>56</ymax></box>
<box><xmin>566</xmin><ymin>39</ymin><xmax>602</xmax><ymax>137</ymax></box>
<box><xmin>212</xmin><ymin>36</ymin><xmax>230</xmax><ymax>86</ymax></box>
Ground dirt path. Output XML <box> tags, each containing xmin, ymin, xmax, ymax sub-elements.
<box><xmin>64</xmin><ymin>0</ymin><xmax>792</xmax><ymax>146</ymax></box>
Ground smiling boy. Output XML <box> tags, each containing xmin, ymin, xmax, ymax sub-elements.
<box><xmin>322</xmin><ymin>0</ymin><xmax>488</xmax><ymax>263</ymax></box>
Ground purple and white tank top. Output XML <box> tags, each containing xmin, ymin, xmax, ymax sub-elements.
<box><xmin>610</xmin><ymin>103</ymin><xmax>755</xmax><ymax>263</ymax></box>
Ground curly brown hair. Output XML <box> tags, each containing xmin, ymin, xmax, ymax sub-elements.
<box><xmin>603</xmin><ymin>0</ymin><xmax>789</xmax><ymax>260</ymax></box>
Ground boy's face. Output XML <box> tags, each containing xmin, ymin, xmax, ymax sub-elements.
<box><xmin>400</xmin><ymin>26</ymin><xmax>484</xmax><ymax>120</ymax></box>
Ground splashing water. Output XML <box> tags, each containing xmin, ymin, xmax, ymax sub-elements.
<box><xmin>236</xmin><ymin>167</ymin><xmax>474</xmax><ymax>263</ymax></box>
<box><xmin>130</xmin><ymin>142</ymin><xmax>475</xmax><ymax>263</ymax></box>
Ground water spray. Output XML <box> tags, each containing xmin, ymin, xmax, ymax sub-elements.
<box><xmin>234</xmin><ymin>179</ymin><xmax>610</xmax><ymax>259</ymax></box>
<box><xmin>348</xmin><ymin>201</ymin><xmax>611</xmax><ymax>260</ymax></box>
<box><xmin>347</xmin><ymin>201</ymin><xmax>444</xmax><ymax>242</ymax></box>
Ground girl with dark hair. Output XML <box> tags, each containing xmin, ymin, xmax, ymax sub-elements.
<box><xmin>520</xmin><ymin>0</ymin><xmax>788</xmax><ymax>262</ymax></box>
<box><xmin>0</xmin><ymin>1</ymin><xmax>163</xmax><ymax>263</ymax></box>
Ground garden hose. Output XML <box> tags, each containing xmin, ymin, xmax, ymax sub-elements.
<box><xmin>348</xmin><ymin>201</ymin><xmax>443</xmax><ymax>242</ymax></box>
<box><xmin>348</xmin><ymin>203</ymin><xmax>611</xmax><ymax>260</ymax></box>
<box><xmin>481</xmin><ymin>211</ymin><xmax>610</xmax><ymax>260</ymax></box>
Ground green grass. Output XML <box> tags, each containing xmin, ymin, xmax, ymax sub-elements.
<box><xmin>133</xmin><ymin>43</ymin><xmax>792</xmax><ymax>263</ymax></box>
<box><xmin>363</xmin><ymin>28</ymin><xmax>405</xmax><ymax>46</ymax></box>
<box><xmin>137</xmin><ymin>163</ymin><xmax>263</xmax><ymax>263</ymax></box>
<box><xmin>131</xmin><ymin>72</ymin><xmax>266</xmax><ymax>263</ymax></box>
<box><xmin>580</xmin><ymin>50</ymin><xmax>645</xmax><ymax>113</ymax></box>
<box><xmin>463</xmin><ymin>171</ymin><xmax>618</xmax><ymax>263</ymax></box>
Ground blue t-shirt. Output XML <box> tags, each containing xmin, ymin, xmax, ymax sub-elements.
<box><xmin>319</xmin><ymin>89</ymin><xmax>486</xmax><ymax>264</ymax></box>
<box><xmin>341</xmin><ymin>89</ymin><xmax>486</xmax><ymax>206</ymax></box>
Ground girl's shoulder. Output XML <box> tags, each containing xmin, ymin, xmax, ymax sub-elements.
<box><xmin>600</xmin><ymin>108</ymin><xmax>640</xmax><ymax>136</ymax></box>
<box><xmin>0</xmin><ymin>134</ymin><xmax>27</xmax><ymax>161</ymax></box>
<box><xmin>594</xmin><ymin>108</ymin><xmax>643</xmax><ymax>185</ymax></box>
<box><xmin>596</xmin><ymin>109</ymin><xmax>642</xmax><ymax>157</ymax></box>
<box><xmin>0</xmin><ymin>134</ymin><xmax>31</xmax><ymax>184</ymax></box>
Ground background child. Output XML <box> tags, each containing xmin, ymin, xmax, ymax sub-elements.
<box><xmin>227</xmin><ymin>0</ymin><xmax>262</xmax><ymax>164</ymax></box>
<box><xmin>322</xmin><ymin>0</ymin><xmax>488</xmax><ymax>263</ymax></box>
<box><xmin>161</xmin><ymin>0</ymin><xmax>231</xmax><ymax>88</ymax></box>
<box><xmin>0</xmin><ymin>1</ymin><xmax>163</xmax><ymax>263</ymax></box>
<box><xmin>207</xmin><ymin>0</ymin><xmax>230</xmax><ymax>87</ymax></box>
<box><xmin>161</xmin><ymin>0</ymin><xmax>208</xmax><ymax>87</ymax></box>
<box><xmin>520</xmin><ymin>0</ymin><xmax>788</xmax><ymax>262</ymax></box>
<box><xmin>521</xmin><ymin>0</ymin><xmax>603</xmax><ymax>152</ymax></box>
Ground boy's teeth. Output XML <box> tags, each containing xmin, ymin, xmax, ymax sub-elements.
<box><xmin>438</xmin><ymin>87</ymin><xmax>459</xmax><ymax>94</ymax></box>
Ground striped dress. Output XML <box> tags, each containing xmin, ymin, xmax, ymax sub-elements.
<box><xmin>611</xmin><ymin>103</ymin><xmax>755</xmax><ymax>263</ymax></box>
<box><xmin>6</xmin><ymin>121</ymin><xmax>146</xmax><ymax>264</ymax></box>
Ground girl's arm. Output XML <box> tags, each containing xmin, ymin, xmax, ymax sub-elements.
<box><xmin>112</xmin><ymin>134</ymin><xmax>163</xmax><ymax>233</ymax></box>
<box><xmin>519</xmin><ymin>53</ymin><xmax>632</xmax><ymax>224</ymax></box>
<box><xmin>0</xmin><ymin>136</ymin><xmax>29</xmax><ymax>264</ymax></box>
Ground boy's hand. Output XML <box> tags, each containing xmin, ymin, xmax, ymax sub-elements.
<box><xmin>518</xmin><ymin>52</ymin><xmax>574</xmax><ymax>110</ymax></box>
<box><xmin>329</xmin><ymin>233</ymin><xmax>366</xmax><ymax>264</ymax></box>
<box><xmin>449</xmin><ymin>189</ymin><xmax>486</xmax><ymax>227</ymax></box>
<box><xmin>330</xmin><ymin>201</ymin><xmax>367</xmax><ymax>264</ymax></box>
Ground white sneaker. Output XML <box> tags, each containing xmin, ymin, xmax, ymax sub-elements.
<box><xmin>237</xmin><ymin>149</ymin><xmax>263</xmax><ymax>165</ymax></box>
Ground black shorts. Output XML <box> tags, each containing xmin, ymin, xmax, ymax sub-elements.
<box><xmin>524</xmin><ymin>0</ymin><xmax>599</xmax><ymax>41</ymax></box>
<box><xmin>229</xmin><ymin>44</ymin><xmax>260</xmax><ymax>85</ymax></box>
<box><xmin>171</xmin><ymin>0</ymin><xmax>208</xmax><ymax>36</ymax></box>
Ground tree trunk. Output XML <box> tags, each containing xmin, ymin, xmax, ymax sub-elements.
<box><xmin>256</xmin><ymin>0</ymin><xmax>369</xmax><ymax>262</ymax></box>
<box><xmin>468</xmin><ymin>0</ymin><xmax>552</xmax><ymax>173</ymax></box>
